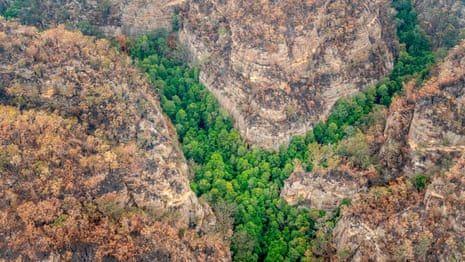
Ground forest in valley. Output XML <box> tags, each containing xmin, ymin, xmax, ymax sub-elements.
<box><xmin>124</xmin><ymin>0</ymin><xmax>436</xmax><ymax>260</ymax></box>
<box><xmin>1</xmin><ymin>0</ymin><xmax>457</xmax><ymax>260</ymax></box>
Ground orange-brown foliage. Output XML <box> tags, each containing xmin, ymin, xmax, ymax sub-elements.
<box><xmin>0</xmin><ymin>19</ymin><xmax>228</xmax><ymax>261</ymax></box>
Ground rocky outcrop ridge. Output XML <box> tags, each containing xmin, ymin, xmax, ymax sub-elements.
<box><xmin>281</xmin><ymin>167</ymin><xmax>368</xmax><ymax>213</ymax></box>
<box><xmin>107</xmin><ymin>0</ymin><xmax>186</xmax><ymax>37</ymax></box>
<box><xmin>333</xmin><ymin>156</ymin><xmax>465</xmax><ymax>261</ymax></box>
<box><xmin>378</xmin><ymin>93</ymin><xmax>416</xmax><ymax>179</ymax></box>
<box><xmin>0</xmin><ymin>20</ymin><xmax>229</xmax><ymax>261</ymax></box>
<box><xmin>407</xmin><ymin>43</ymin><xmax>465</xmax><ymax>175</ymax></box>
<box><xmin>180</xmin><ymin>0</ymin><xmax>397</xmax><ymax>148</ymax></box>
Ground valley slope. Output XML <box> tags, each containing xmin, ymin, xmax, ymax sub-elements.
<box><xmin>0</xmin><ymin>19</ymin><xmax>229</xmax><ymax>261</ymax></box>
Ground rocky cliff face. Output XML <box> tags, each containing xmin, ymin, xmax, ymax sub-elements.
<box><xmin>281</xmin><ymin>113</ymin><xmax>385</xmax><ymax>213</ymax></box>
<box><xmin>281</xmin><ymin>167</ymin><xmax>369</xmax><ymax>213</ymax></box>
<box><xmin>180</xmin><ymin>0</ymin><xmax>397</xmax><ymax>147</ymax></box>
<box><xmin>0</xmin><ymin>19</ymin><xmax>229</xmax><ymax>261</ymax></box>
<box><xmin>330</xmin><ymin>40</ymin><xmax>465</xmax><ymax>261</ymax></box>
<box><xmin>378</xmin><ymin>93</ymin><xmax>416</xmax><ymax>179</ymax></box>
<box><xmin>114</xmin><ymin>0</ymin><xmax>185</xmax><ymax>37</ymax></box>
<box><xmin>374</xmin><ymin>40</ymin><xmax>465</xmax><ymax>180</ymax></box>
<box><xmin>408</xmin><ymin>45</ymin><xmax>465</xmax><ymax>175</ymax></box>
<box><xmin>333</xmin><ymin>156</ymin><xmax>465</xmax><ymax>261</ymax></box>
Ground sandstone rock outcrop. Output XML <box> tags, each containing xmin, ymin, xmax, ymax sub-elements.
<box><xmin>333</xmin><ymin>156</ymin><xmax>465</xmax><ymax>261</ymax></box>
<box><xmin>106</xmin><ymin>0</ymin><xmax>186</xmax><ymax>37</ymax></box>
<box><xmin>0</xmin><ymin>19</ymin><xmax>229</xmax><ymax>261</ymax></box>
<box><xmin>408</xmin><ymin>43</ymin><xmax>465</xmax><ymax>175</ymax></box>
<box><xmin>378</xmin><ymin>93</ymin><xmax>416</xmax><ymax>179</ymax></box>
<box><xmin>281</xmin><ymin>168</ymin><xmax>368</xmax><ymax>213</ymax></box>
<box><xmin>180</xmin><ymin>0</ymin><xmax>397</xmax><ymax>148</ymax></box>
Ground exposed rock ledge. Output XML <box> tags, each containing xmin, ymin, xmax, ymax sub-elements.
<box><xmin>281</xmin><ymin>168</ymin><xmax>369</xmax><ymax>213</ymax></box>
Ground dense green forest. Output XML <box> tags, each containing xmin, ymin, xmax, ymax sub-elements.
<box><xmin>126</xmin><ymin>1</ymin><xmax>435</xmax><ymax>260</ymax></box>
<box><xmin>129</xmin><ymin>31</ymin><xmax>319</xmax><ymax>261</ymax></box>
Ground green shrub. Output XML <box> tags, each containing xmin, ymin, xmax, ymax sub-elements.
<box><xmin>411</xmin><ymin>174</ymin><xmax>428</xmax><ymax>191</ymax></box>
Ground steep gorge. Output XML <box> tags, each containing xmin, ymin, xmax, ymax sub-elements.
<box><xmin>2</xmin><ymin>0</ymin><xmax>465</xmax><ymax>260</ymax></box>
<box><xmin>2</xmin><ymin>0</ymin><xmax>399</xmax><ymax>147</ymax></box>
<box><xmin>180</xmin><ymin>0</ymin><xmax>398</xmax><ymax>147</ymax></box>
